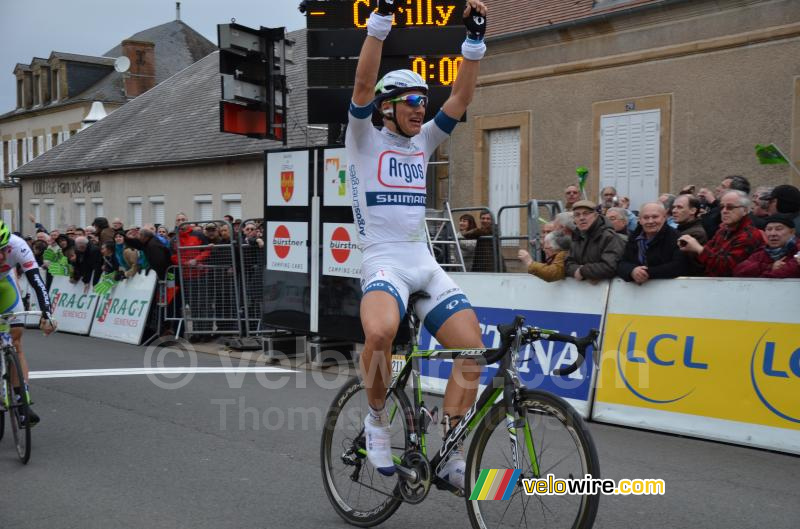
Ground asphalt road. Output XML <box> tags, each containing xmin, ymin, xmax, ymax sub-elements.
<box><xmin>0</xmin><ymin>333</ymin><xmax>797</xmax><ymax>529</ymax></box>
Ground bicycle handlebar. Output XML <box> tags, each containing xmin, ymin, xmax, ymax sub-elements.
<box><xmin>1</xmin><ymin>311</ymin><xmax>44</xmax><ymax>319</ymax></box>
<box><xmin>489</xmin><ymin>317</ymin><xmax>599</xmax><ymax>376</ymax></box>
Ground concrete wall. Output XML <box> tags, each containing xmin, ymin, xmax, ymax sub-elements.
<box><xmin>18</xmin><ymin>158</ymin><xmax>264</xmax><ymax>231</ymax></box>
<box><xmin>449</xmin><ymin>0</ymin><xmax>800</xmax><ymax>209</ymax></box>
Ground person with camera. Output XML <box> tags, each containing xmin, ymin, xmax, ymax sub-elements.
<box><xmin>679</xmin><ymin>190</ymin><xmax>764</xmax><ymax>276</ymax></box>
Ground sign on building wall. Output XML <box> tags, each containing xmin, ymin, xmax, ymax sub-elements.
<box><xmin>266</xmin><ymin>150</ymin><xmax>310</xmax><ymax>207</ymax></box>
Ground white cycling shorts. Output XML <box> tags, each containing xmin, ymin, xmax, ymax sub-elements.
<box><xmin>360</xmin><ymin>242</ymin><xmax>473</xmax><ymax>337</ymax></box>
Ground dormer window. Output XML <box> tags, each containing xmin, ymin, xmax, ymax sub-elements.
<box><xmin>16</xmin><ymin>79</ymin><xmax>23</xmax><ymax>108</ymax></box>
<box><xmin>52</xmin><ymin>68</ymin><xmax>60</xmax><ymax>102</ymax></box>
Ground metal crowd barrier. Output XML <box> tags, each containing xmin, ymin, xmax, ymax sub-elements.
<box><xmin>176</xmin><ymin>220</ymin><xmax>243</xmax><ymax>339</ymax></box>
<box><xmin>237</xmin><ymin>218</ymin><xmax>267</xmax><ymax>335</ymax></box>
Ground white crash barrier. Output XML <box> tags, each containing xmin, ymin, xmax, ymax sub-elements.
<box><xmin>417</xmin><ymin>273</ymin><xmax>608</xmax><ymax>419</ymax></box>
<box><xmin>48</xmin><ymin>275</ymin><xmax>101</xmax><ymax>335</ymax></box>
<box><xmin>592</xmin><ymin>278</ymin><xmax>800</xmax><ymax>455</ymax></box>
<box><xmin>89</xmin><ymin>271</ymin><xmax>158</xmax><ymax>345</ymax></box>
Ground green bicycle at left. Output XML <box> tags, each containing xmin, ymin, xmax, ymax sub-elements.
<box><xmin>0</xmin><ymin>310</ymin><xmax>45</xmax><ymax>464</ymax></box>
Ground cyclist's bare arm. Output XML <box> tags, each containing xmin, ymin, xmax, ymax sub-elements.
<box><xmin>352</xmin><ymin>0</ymin><xmax>398</xmax><ymax>106</ymax></box>
<box><xmin>353</xmin><ymin>36</ymin><xmax>385</xmax><ymax>106</ymax></box>
<box><xmin>441</xmin><ymin>0</ymin><xmax>487</xmax><ymax>120</ymax></box>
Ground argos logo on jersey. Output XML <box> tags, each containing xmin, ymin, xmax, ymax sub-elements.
<box><xmin>377</xmin><ymin>150</ymin><xmax>426</xmax><ymax>189</ymax></box>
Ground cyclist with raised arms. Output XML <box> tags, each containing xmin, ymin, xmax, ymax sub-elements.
<box><xmin>347</xmin><ymin>0</ymin><xmax>488</xmax><ymax>491</ymax></box>
<box><xmin>0</xmin><ymin>221</ymin><xmax>56</xmax><ymax>425</ymax></box>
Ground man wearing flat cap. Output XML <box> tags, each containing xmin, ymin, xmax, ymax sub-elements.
<box><xmin>733</xmin><ymin>214</ymin><xmax>800</xmax><ymax>278</ymax></box>
<box><xmin>565</xmin><ymin>200</ymin><xmax>625</xmax><ymax>281</ymax></box>
<box><xmin>763</xmin><ymin>184</ymin><xmax>800</xmax><ymax>230</ymax></box>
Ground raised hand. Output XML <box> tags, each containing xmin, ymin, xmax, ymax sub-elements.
<box><xmin>463</xmin><ymin>0</ymin><xmax>488</xmax><ymax>40</ymax></box>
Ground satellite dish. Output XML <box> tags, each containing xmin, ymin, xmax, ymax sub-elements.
<box><xmin>114</xmin><ymin>56</ymin><xmax>131</xmax><ymax>73</ymax></box>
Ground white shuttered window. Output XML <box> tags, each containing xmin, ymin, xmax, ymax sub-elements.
<box><xmin>599</xmin><ymin>110</ymin><xmax>660</xmax><ymax>211</ymax></box>
<box><xmin>488</xmin><ymin>128</ymin><xmax>520</xmax><ymax>246</ymax></box>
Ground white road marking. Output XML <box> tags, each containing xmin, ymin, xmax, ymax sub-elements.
<box><xmin>29</xmin><ymin>367</ymin><xmax>298</xmax><ymax>379</ymax></box>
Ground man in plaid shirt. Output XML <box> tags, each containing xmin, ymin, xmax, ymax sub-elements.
<box><xmin>678</xmin><ymin>190</ymin><xmax>764</xmax><ymax>276</ymax></box>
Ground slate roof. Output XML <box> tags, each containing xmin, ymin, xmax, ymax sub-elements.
<box><xmin>10</xmin><ymin>29</ymin><xmax>326</xmax><ymax>178</ymax></box>
<box><xmin>488</xmin><ymin>0</ymin><xmax>671</xmax><ymax>39</ymax></box>
<box><xmin>103</xmin><ymin>20</ymin><xmax>217</xmax><ymax>85</ymax></box>
<box><xmin>1</xmin><ymin>20</ymin><xmax>215</xmax><ymax>120</ymax></box>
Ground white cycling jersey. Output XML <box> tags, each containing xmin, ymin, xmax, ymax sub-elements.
<box><xmin>0</xmin><ymin>234</ymin><xmax>39</xmax><ymax>279</ymax></box>
<box><xmin>345</xmin><ymin>102</ymin><xmax>457</xmax><ymax>250</ymax></box>
<box><xmin>345</xmin><ymin>102</ymin><xmax>471</xmax><ymax>334</ymax></box>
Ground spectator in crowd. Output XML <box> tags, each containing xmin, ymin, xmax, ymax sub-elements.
<box><xmin>126</xmin><ymin>228</ymin><xmax>171</xmax><ymax>280</ymax></box>
<box><xmin>617</xmin><ymin>203</ymin><xmax>687</xmax><ymax>284</ymax></box>
<box><xmin>99</xmin><ymin>241</ymin><xmax>121</xmax><ymax>279</ymax></box>
<box><xmin>564</xmin><ymin>185</ymin><xmax>580</xmax><ymax>211</ymax></box>
<box><xmin>86</xmin><ymin>226</ymin><xmax>99</xmax><ymax>246</ymax></box>
<box><xmin>74</xmin><ymin>227</ymin><xmax>86</xmax><ymax>238</ymax></box>
<box><xmin>174</xmin><ymin>218</ymin><xmax>212</xmax><ymax>341</ymax></box>
<box><xmin>553</xmin><ymin>211</ymin><xmax>576</xmax><ymax>237</ymax></box>
<box><xmin>679</xmin><ymin>190</ymin><xmax>764</xmax><ymax>277</ymax></box>
<box><xmin>242</xmin><ymin>222</ymin><xmax>265</xmax><ymax>248</ymax></box>
<box><xmin>157</xmin><ymin>225</ymin><xmax>169</xmax><ymax>239</ymax></box>
<box><xmin>92</xmin><ymin>217</ymin><xmax>116</xmax><ymax>244</ymax></box>
<box><xmin>565</xmin><ymin>200</ymin><xmax>625</xmax><ymax>281</ymax></box>
<box><xmin>70</xmin><ymin>236</ymin><xmax>102</xmax><ymax>285</ymax></box>
<box><xmin>518</xmin><ymin>230</ymin><xmax>570</xmax><ymax>282</ymax></box>
<box><xmin>455</xmin><ymin>214</ymin><xmax>478</xmax><ymax>270</ymax></box>
<box><xmin>232</xmin><ymin>219</ymin><xmax>242</xmax><ymax>235</ymax></box>
<box><xmin>699</xmin><ymin>175</ymin><xmax>750</xmax><ymax>239</ymax></box>
<box><xmin>619</xmin><ymin>196</ymin><xmax>631</xmax><ymax>210</ymax></box>
<box><xmin>733</xmin><ymin>214</ymin><xmax>799</xmax><ymax>278</ymax></box>
<box><xmin>463</xmin><ymin>210</ymin><xmax>496</xmax><ymax>272</ymax></box>
<box><xmin>30</xmin><ymin>239</ymin><xmax>48</xmax><ymax>267</ymax></box>
<box><xmin>223</xmin><ymin>214</ymin><xmax>234</xmax><ymax>225</ymax></box>
<box><xmin>658</xmin><ymin>193</ymin><xmax>678</xmax><ymax>228</ymax></box>
<box><xmin>605</xmin><ymin>207</ymin><xmax>629</xmax><ymax>241</ymax></box>
<box><xmin>111</xmin><ymin>218</ymin><xmax>124</xmax><ymax>234</ymax></box>
<box><xmin>750</xmin><ymin>186</ymin><xmax>773</xmax><ymax>228</ymax></box>
<box><xmin>218</xmin><ymin>223</ymin><xmax>232</xmax><ymax>244</ymax></box>
<box><xmin>600</xmin><ymin>186</ymin><xmax>618</xmax><ymax>212</ymax></box>
<box><xmin>672</xmin><ymin>195</ymin><xmax>707</xmax><ymax>244</ymax></box>
<box><xmin>762</xmin><ymin>184</ymin><xmax>800</xmax><ymax>230</ymax></box>
<box><xmin>65</xmin><ymin>226</ymin><xmax>76</xmax><ymax>239</ymax></box>
<box><xmin>672</xmin><ymin>194</ymin><xmax>707</xmax><ymax>276</ymax></box>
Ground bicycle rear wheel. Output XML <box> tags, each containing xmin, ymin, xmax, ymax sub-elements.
<box><xmin>465</xmin><ymin>390</ymin><xmax>599</xmax><ymax>529</ymax></box>
<box><xmin>6</xmin><ymin>351</ymin><xmax>31</xmax><ymax>464</ymax></box>
<box><xmin>320</xmin><ymin>377</ymin><xmax>413</xmax><ymax>527</ymax></box>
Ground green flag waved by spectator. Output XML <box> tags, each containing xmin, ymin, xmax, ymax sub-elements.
<box><xmin>755</xmin><ymin>144</ymin><xmax>788</xmax><ymax>165</ymax></box>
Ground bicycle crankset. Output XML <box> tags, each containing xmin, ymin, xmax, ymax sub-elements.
<box><xmin>398</xmin><ymin>450</ymin><xmax>431</xmax><ymax>504</ymax></box>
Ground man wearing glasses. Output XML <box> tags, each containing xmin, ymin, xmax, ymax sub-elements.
<box><xmin>678</xmin><ymin>190</ymin><xmax>765</xmax><ymax>276</ymax></box>
<box><xmin>346</xmin><ymin>0</ymin><xmax>488</xmax><ymax>491</ymax></box>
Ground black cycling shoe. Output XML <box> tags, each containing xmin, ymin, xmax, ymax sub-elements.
<box><xmin>18</xmin><ymin>406</ymin><xmax>40</xmax><ymax>428</ymax></box>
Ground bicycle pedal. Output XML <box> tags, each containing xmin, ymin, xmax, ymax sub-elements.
<box><xmin>434</xmin><ymin>478</ymin><xmax>464</xmax><ymax>497</ymax></box>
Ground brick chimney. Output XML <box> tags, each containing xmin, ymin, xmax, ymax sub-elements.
<box><xmin>121</xmin><ymin>40</ymin><xmax>156</xmax><ymax>98</ymax></box>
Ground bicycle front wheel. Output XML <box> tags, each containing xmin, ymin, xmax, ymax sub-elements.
<box><xmin>6</xmin><ymin>351</ymin><xmax>31</xmax><ymax>464</ymax></box>
<box><xmin>465</xmin><ymin>390</ymin><xmax>599</xmax><ymax>529</ymax></box>
<box><xmin>320</xmin><ymin>376</ymin><xmax>413</xmax><ymax>527</ymax></box>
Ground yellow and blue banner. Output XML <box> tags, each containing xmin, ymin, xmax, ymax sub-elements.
<box><xmin>470</xmin><ymin>469</ymin><xmax>521</xmax><ymax>500</ymax></box>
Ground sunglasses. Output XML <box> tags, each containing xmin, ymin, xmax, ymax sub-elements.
<box><xmin>388</xmin><ymin>94</ymin><xmax>428</xmax><ymax>108</ymax></box>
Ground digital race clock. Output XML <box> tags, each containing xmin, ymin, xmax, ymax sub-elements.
<box><xmin>305</xmin><ymin>0</ymin><xmax>467</xmax><ymax>124</ymax></box>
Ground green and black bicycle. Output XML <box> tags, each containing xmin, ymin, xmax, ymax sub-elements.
<box><xmin>321</xmin><ymin>293</ymin><xmax>601</xmax><ymax>529</ymax></box>
<box><xmin>0</xmin><ymin>311</ymin><xmax>41</xmax><ymax>464</ymax></box>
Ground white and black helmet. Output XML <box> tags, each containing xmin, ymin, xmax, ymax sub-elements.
<box><xmin>373</xmin><ymin>69</ymin><xmax>428</xmax><ymax>105</ymax></box>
